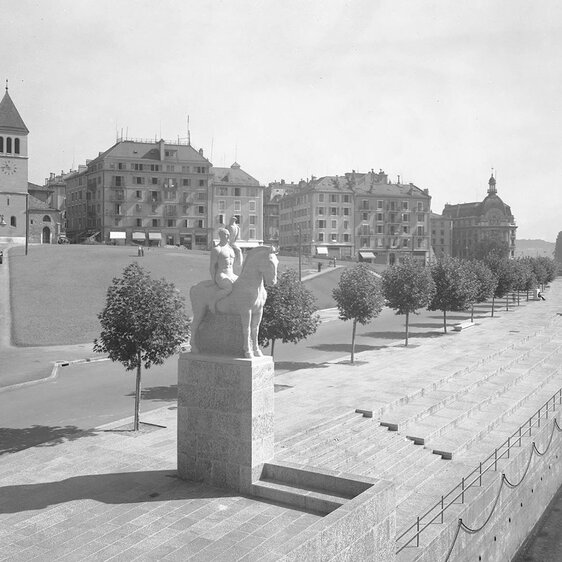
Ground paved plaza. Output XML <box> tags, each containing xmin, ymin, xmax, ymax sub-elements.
<box><xmin>1</xmin><ymin>279</ymin><xmax>561</xmax><ymax>560</ymax></box>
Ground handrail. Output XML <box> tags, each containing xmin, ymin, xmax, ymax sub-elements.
<box><xmin>396</xmin><ymin>387</ymin><xmax>562</xmax><ymax>553</ymax></box>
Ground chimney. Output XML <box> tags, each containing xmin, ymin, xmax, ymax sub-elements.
<box><xmin>199</xmin><ymin>148</ymin><xmax>204</xmax><ymax>156</ymax></box>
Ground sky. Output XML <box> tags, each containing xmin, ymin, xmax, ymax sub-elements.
<box><xmin>4</xmin><ymin>0</ymin><xmax>561</xmax><ymax>240</ymax></box>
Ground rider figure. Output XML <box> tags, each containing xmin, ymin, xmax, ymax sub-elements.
<box><xmin>209</xmin><ymin>227</ymin><xmax>239</xmax><ymax>312</ymax></box>
<box><xmin>227</xmin><ymin>216</ymin><xmax>243</xmax><ymax>270</ymax></box>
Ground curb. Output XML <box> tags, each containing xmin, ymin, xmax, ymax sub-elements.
<box><xmin>0</xmin><ymin>356</ymin><xmax>110</xmax><ymax>393</ymax></box>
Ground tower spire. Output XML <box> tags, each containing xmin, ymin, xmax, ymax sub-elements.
<box><xmin>5</xmin><ymin>79</ymin><xmax>8</xmax><ymax>92</ymax></box>
<box><xmin>487</xmin><ymin>169</ymin><xmax>497</xmax><ymax>195</ymax></box>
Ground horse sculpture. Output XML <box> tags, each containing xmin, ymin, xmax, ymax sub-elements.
<box><xmin>190</xmin><ymin>245</ymin><xmax>278</xmax><ymax>358</ymax></box>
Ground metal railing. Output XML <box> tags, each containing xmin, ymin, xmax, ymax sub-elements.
<box><xmin>396</xmin><ymin>387</ymin><xmax>562</xmax><ymax>553</ymax></box>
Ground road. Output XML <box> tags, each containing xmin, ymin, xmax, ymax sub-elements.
<box><xmin>0</xmin><ymin>303</ymin><xmax>486</xmax><ymax>448</ymax></box>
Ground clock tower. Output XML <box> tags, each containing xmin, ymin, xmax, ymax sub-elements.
<box><xmin>0</xmin><ymin>83</ymin><xmax>29</xmax><ymax>243</ymax></box>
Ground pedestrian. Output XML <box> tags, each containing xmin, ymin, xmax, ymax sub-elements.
<box><xmin>538</xmin><ymin>290</ymin><xmax>546</xmax><ymax>301</ymax></box>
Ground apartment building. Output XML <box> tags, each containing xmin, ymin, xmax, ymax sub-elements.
<box><xmin>65</xmin><ymin>138</ymin><xmax>213</xmax><ymax>248</ymax></box>
<box><xmin>430</xmin><ymin>212</ymin><xmax>453</xmax><ymax>258</ymax></box>
<box><xmin>210</xmin><ymin>162</ymin><xmax>264</xmax><ymax>246</ymax></box>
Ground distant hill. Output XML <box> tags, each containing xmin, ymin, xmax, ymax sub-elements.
<box><xmin>515</xmin><ymin>239</ymin><xmax>554</xmax><ymax>258</ymax></box>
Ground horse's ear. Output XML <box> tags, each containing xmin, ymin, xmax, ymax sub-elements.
<box><xmin>270</xmin><ymin>245</ymin><xmax>279</xmax><ymax>254</ymax></box>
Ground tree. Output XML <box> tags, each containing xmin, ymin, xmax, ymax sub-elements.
<box><xmin>258</xmin><ymin>268</ymin><xmax>320</xmax><ymax>358</ymax></box>
<box><xmin>468</xmin><ymin>260</ymin><xmax>497</xmax><ymax>320</ymax></box>
<box><xmin>484</xmin><ymin>256</ymin><xmax>518</xmax><ymax>315</ymax></box>
<box><xmin>381</xmin><ymin>258</ymin><xmax>435</xmax><ymax>346</ymax></box>
<box><xmin>429</xmin><ymin>257</ymin><xmax>478</xmax><ymax>332</ymax></box>
<box><xmin>332</xmin><ymin>264</ymin><xmax>384</xmax><ymax>363</ymax></box>
<box><xmin>555</xmin><ymin>231</ymin><xmax>562</xmax><ymax>264</ymax></box>
<box><xmin>94</xmin><ymin>262</ymin><xmax>190</xmax><ymax>431</ymax></box>
<box><xmin>513</xmin><ymin>259</ymin><xmax>535</xmax><ymax>304</ymax></box>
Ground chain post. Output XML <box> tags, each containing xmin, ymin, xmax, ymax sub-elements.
<box><xmin>416</xmin><ymin>516</ymin><xmax>420</xmax><ymax>547</ymax></box>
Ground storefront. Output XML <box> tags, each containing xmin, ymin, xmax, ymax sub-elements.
<box><xmin>132</xmin><ymin>232</ymin><xmax>146</xmax><ymax>245</ymax></box>
<box><xmin>109</xmin><ymin>231</ymin><xmax>126</xmax><ymax>245</ymax></box>
<box><xmin>148</xmin><ymin>232</ymin><xmax>162</xmax><ymax>247</ymax></box>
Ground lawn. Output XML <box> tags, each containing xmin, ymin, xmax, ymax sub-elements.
<box><xmin>8</xmin><ymin>245</ymin><xmax>325</xmax><ymax>346</ymax></box>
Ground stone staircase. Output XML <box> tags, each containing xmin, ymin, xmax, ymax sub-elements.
<box><xmin>273</xmin><ymin>318</ymin><xmax>562</xmax><ymax>561</ymax></box>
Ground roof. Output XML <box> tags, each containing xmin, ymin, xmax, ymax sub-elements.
<box><xmin>442</xmin><ymin>194</ymin><xmax>513</xmax><ymax>220</ymax></box>
<box><xmin>299</xmin><ymin>175</ymin><xmax>354</xmax><ymax>194</ymax></box>
<box><xmin>91</xmin><ymin>140</ymin><xmax>211</xmax><ymax>165</ymax></box>
<box><xmin>212</xmin><ymin>163</ymin><xmax>260</xmax><ymax>186</ymax></box>
<box><xmin>0</xmin><ymin>90</ymin><xmax>29</xmax><ymax>133</ymax></box>
<box><xmin>28</xmin><ymin>193</ymin><xmax>57</xmax><ymax>212</ymax></box>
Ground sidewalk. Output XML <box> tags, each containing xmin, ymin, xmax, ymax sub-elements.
<box><xmin>1</xmin><ymin>280</ymin><xmax>560</xmax><ymax>560</ymax></box>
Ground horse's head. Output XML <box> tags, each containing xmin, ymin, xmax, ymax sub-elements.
<box><xmin>243</xmin><ymin>245</ymin><xmax>278</xmax><ymax>286</ymax></box>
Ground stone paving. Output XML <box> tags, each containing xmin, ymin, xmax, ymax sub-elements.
<box><xmin>1</xmin><ymin>279</ymin><xmax>561</xmax><ymax>560</ymax></box>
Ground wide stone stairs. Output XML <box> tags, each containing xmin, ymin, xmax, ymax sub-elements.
<box><xmin>274</xmin><ymin>320</ymin><xmax>562</xmax><ymax>560</ymax></box>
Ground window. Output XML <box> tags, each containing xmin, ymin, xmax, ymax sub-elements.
<box><xmin>417</xmin><ymin>226</ymin><xmax>424</xmax><ymax>236</ymax></box>
<box><xmin>376</xmin><ymin>213</ymin><xmax>383</xmax><ymax>221</ymax></box>
<box><xmin>150</xmin><ymin>191</ymin><xmax>159</xmax><ymax>202</ymax></box>
<box><xmin>182</xmin><ymin>179</ymin><xmax>191</xmax><ymax>187</ymax></box>
<box><xmin>0</xmin><ymin>137</ymin><xmax>3</xmax><ymax>151</ymax></box>
<box><xmin>114</xmin><ymin>176</ymin><xmax>123</xmax><ymax>187</ymax></box>
<box><xmin>218</xmin><ymin>200</ymin><xmax>225</xmax><ymax>211</ymax></box>
<box><xmin>343</xmin><ymin>195</ymin><xmax>350</xmax><ymax>203</ymax></box>
<box><xmin>135</xmin><ymin>204</ymin><xmax>142</xmax><ymax>213</ymax></box>
<box><xmin>114</xmin><ymin>204</ymin><xmax>122</xmax><ymax>215</ymax></box>
<box><xmin>6</xmin><ymin>137</ymin><xmax>12</xmax><ymax>152</ymax></box>
<box><xmin>343</xmin><ymin>207</ymin><xmax>349</xmax><ymax>216</ymax></box>
<box><xmin>417</xmin><ymin>213</ymin><xmax>424</xmax><ymax>222</ymax></box>
<box><xmin>152</xmin><ymin>219</ymin><xmax>159</xmax><ymax>227</ymax></box>
<box><xmin>317</xmin><ymin>207</ymin><xmax>325</xmax><ymax>215</ymax></box>
<box><xmin>330</xmin><ymin>194</ymin><xmax>338</xmax><ymax>203</ymax></box>
<box><xmin>318</xmin><ymin>194</ymin><xmax>325</xmax><ymax>202</ymax></box>
<box><xmin>331</xmin><ymin>233</ymin><xmax>337</xmax><ymax>242</ymax></box>
<box><xmin>197</xmin><ymin>219</ymin><xmax>204</xmax><ymax>228</ymax></box>
<box><xmin>330</xmin><ymin>207</ymin><xmax>337</xmax><ymax>215</ymax></box>
<box><xmin>318</xmin><ymin>232</ymin><xmax>325</xmax><ymax>241</ymax></box>
<box><xmin>115</xmin><ymin>189</ymin><xmax>124</xmax><ymax>201</ymax></box>
<box><xmin>343</xmin><ymin>234</ymin><xmax>349</xmax><ymax>242</ymax></box>
<box><xmin>198</xmin><ymin>206</ymin><xmax>205</xmax><ymax>214</ymax></box>
<box><xmin>234</xmin><ymin>201</ymin><xmax>241</xmax><ymax>211</ymax></box>
<box><xmin>403</xmin><ymin>226</ymin><xmax>409</xmax><ymax>234</ymax></box>
<box><xmin>249</xmin><ymin>228</ymin><xmax>256</xmax><ymax>239</ymax></box>
<box><xmin>134</xmin><ymin>177</ymin><xmax>144</xmax><ymax>185</ymax></box>
<box><xmin>167</xmin><ymin>219</ymin><xmax>175</xmax><ymax>227</ymax></box>
<box><xmin>10</xmin><ymin>216</ymin><xmax>16</xmax><ymax>227</ymax></box>
<box><xmin>361</xmin><ymin>200</ymin><xmax>368</xmax><ymax>210</ymax></box>
<box><xmin>14</xmin><ymin>138</ymin><xmax>20</xmax><ymax>154</ymax></box>
<box><xmin>234</xmin><ymin>188</ymin><xmax>241</xmax><ymax>196</ymax></box>
<box><xmin>199</xmin><ymin>179</ymin><xmax>206</xmax><ymax>187</ymax></box>
<box><xmin>249</xmin><ymin>215</ymin><xmax>256</xmax><ymax>225</ymax></box>
<box><xmin>402</xmin><ymin>213</ymin><xmax>409</xmax><ymax>222</ymax></box>
<box><xmin>402</xmin><ymin>239</ymin><xmax>409</xmax><ymax>247</ymax></box>
<box><xmin>136</xmin><ymin>190</ymin><xmax>142</xmax><ymax>199</ymax></box>
<box><xmin>43</xmin><ymin>215</ymin><xmax>51</xmax><ymax>222</ymax></box>
<box><xmin>417</xmin><ymin>202</ymin><xmax>424</xmax><ymax>211</ymax></box>
<box><xmin>150</xmin><ymin>164</ymin><xmax>159</xmax><ymax>172</ymax></box>
<box><xmin>166</xmin><ymin>165</ymin><xmax>175</xmax><ymax>172</ymax></box>
<box><xmin>249</xmin><ymin>200</ymin><xmax>256</xmax><ymax>211</ymax></box>
<box><xmin>331</xmin><ymin>220</ymin><xmax>337</xmax><ymax>228</ymax></box>
<box><xmin>132</xmin><ymin>163</ymin><xmax>143</xmax><ymax>171</ymax></box>
<box><xmin>181</xmin><ymin>166</ymin><xmax>190</xmax><ymax>173</ymax></box>
<box><xmin>218</xmin><ymin>187</ymin><xmax>228</xmax><ymax>195</ymax></box>
<box><xmin>377</xmin><ymin>200</ymin><xmax>383</xmax><ymax>209</ymax></box>
<box><xmin>343</xmin><ymin>220</ymin><xmax>349</xmax><ymax>229</ymax></box>
<box><xmin>164</xmin><ymin>189</ymin><xmax>177</xmax><ymax>201</ymax></box>
<box><xmin>362</xmin><ymin>212</ymin><xmax>368</xmax><ymax>221</ymax></box>
<box><xmin>376</xmin><ymin>225</ymin><xmax>383</xmax><ymax>234</ymax></box>
<box><xmin>136</xmin><ymin>218</ymin><xmax>142</xmax><ymax>227</ymax></box>
<box><xmin>402</xmin><ymin>201</ymin><xmax>409</xmax><ymax>210</ymax></box>
<box><xmin>360</xmin><ymin>237</ymin><xmax>369</xmax><ymax>247</ymax></box>
<box><xmin>317</xmin><ymin>219</ymin><xmax>326</xmax><ymax>228</ymax></box>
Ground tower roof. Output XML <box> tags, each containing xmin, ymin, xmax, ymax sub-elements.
<box><xmin>0</xmin><ymin>89</ymin><xmax>29</xmax><ymax>134</ymax></box>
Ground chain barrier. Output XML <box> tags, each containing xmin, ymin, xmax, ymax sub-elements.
<box><xmin>396</xmin><ymin>389</ymin><xmax>562</xmax><ymax>554</ymax></box>
<box><xmin>443</xmin><ymin>417</ymin><xmax>562</xmax><ymax>561</ymax></box>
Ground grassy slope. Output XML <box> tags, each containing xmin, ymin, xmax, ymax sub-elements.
<box><xmin>8</xmin><ymin>246</ymin><xmax>324</xmax><ymax>346</ymax></box>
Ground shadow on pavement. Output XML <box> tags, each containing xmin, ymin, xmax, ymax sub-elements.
<box><xmin>308</xmin><ymin>343</ymin><xmax>387</xmax><ymax>353</ymax></box>
<box><xmin>126</xmin><ymin>385</ymin><xmax>178</xmax><ymax>401</ymax></box>
<box><xmin>0</xmin><ymin>425</ymin><xmax>98</xmax><ymax>456</ymax></box>
<box><xmin>274</xmin><ymin>361</ymin><xmax>330</xmax><ymax>372</ymax></box>
<box><xmin>361</xmin><ymin>330</ymin><xmax>446</xmax><ymax>340</ymax></box>
<box><xmin>0</xmin><ymin>471</ymin><xmax>237</xmax><ymax>513</ymax></box>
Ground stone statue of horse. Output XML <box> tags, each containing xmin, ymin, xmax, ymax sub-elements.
<box><xmin>190</xmin><ymin>245</ymin><xmax>278</xmax><ymax>358</ymax></box>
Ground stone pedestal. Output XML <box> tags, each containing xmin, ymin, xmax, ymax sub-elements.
<box><xmin>177</xmin><ymin>353</ymin><xmax>274</xmax><ymax>493</ymax></box>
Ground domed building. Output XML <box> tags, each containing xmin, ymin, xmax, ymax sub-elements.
<box><xmin>442</xmin><ymin>174</ymin><xmax>517</xmax><ymax>259</ymax></box>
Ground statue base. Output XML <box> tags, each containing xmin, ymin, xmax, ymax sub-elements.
<box><xmin>177</xmin><ymin>352</ymin><xmax>274</xmax><ymax>493</ymax></box>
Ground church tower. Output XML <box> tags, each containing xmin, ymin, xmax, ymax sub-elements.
<box><xmin>0</xmin><ymin>83</ymin><xmax>29</xmax><ymax>242</ymax></box>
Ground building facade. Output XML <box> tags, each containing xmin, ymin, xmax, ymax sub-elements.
<box><xmin>0</xmin><ymin>87</ymin><xmax>29</xmax><ymax>244</ymax></box>
<box><xmin>210</xmin><ymin>162</ymin><xmax>264</xmax><ymax>246</ymax></box>
<box><xmin>430</xmin><ymin>212</ymin><xmax>453</xmax><ymax>258</ymax></box>
<box><xmin>65</xmin><ymin>138</ymin><xmax>213</xmax><ymax>248</ymax></box>
<box><xmin>442</xmin><ymin>174</ymin><xmax>517</xmax><ymax>259</ymax></box>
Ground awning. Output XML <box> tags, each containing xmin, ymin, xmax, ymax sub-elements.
<box><xmin>148</xmin><ymin>232</ymin><xmax>162</xmax><ymax>240</ymax></box>
<box><xmin>109</xmin><ymin>231</ymin><xmax>126</xmax><ymax>240</ymax></box>
<box><xmin>315</xmin><ymin>246</ymin><xmax>329</xmax><ymax>255</ymax></box>
<box><xmin>132</xmin><ymin>232</ymin><xmax>146</xmax><ymax>240</ymax></box>
<box><xmin>359</xmin><ymin>251</ymin><xmax>376</xmax><ymax>259</ymax></box>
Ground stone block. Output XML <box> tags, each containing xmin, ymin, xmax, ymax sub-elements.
<box><xmin>177</xmin><ymin>353</ymin><xmax>274</xmax><ymax>492</ymax></box>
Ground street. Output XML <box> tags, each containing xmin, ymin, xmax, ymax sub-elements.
<box><xmin>0</xmin><ymin>303</ymin><xmax>485</xmax><ymax>443</ymax></box>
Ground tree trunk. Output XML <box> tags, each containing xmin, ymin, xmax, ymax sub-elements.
<box><xmin>271</xmin><ymin>339</ymin><xmax>276</xmax><ymax>358</ymax></box>
<box><xmin>471</xmin><ymin>303</ymin><xmax>474</xmax><ymax>322</ymax></box>
<box><xmin>505</xmin><ymin>294</ymin><xmax>509</xmax><ymax>311</ymax></box>
<box><xmin>491</xmin><ymin>296</ymin><xmax>495</xmax><ymax>317</ymax></box>
<box><xmin>405</xmin><ymin>311</ymin><xmax>409</xmax><ymax>347</ymax></box>
<box><xmin>351</xmin><ymin>319</ymin><xmax>357</xmax><ymax>363</ymax></box>
<box><xmin>134</xmin><ymin>353</ymin><xmax>142</xmax><ymax>431</ymax></box>
<box><xmin>443</xmin><ymin>310</ymin><xmax>447</xmax><ymax>333</ymax></box>
<box><xmin>517</xmin><ymin>291</ymin><xmax>520</xmax><ymax>305</ymax></box>
<box><xmin>526</xmin><ymin>289</ymin><xmax>529</xmax><ymax>301</ymax></box>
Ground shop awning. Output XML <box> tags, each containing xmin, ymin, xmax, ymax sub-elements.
<box><xmin>148</xmin><ymin>232</ymin><xmax>162</xmax><ymax>240</ymax></box>
<box><xmin>109</xmin><ymin>231</ymin><xmax>126</xmax><ymax>240</ymax></box>
<box><xmin>315</xmin><ymin>246</ymin><xmax>329</xmax><ymax>255</ymax></box>
<box><xmin>359</xmin><ymin>251</ymin><xmax>376</xmax><ymax>259</ymax></box>
<box><xmin>132</xmin><ymin>232</ymin><xmax>146</xmax><ymax>240</ymax></box>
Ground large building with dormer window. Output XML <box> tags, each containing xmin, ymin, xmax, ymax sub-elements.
<box><xmin>442</xmin><ymin>174</ymin><xmax>517</xmax><ymax>259</ymax></box>
<box><xmin>64</xmin><ymin>138</ymin><xmax>214</xmax><ymax>248</ymax></box>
